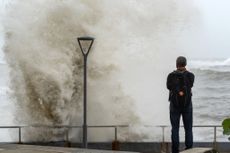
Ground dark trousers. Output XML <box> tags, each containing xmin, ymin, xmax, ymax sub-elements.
<box><xmin>170</xmin><ymin>102</ymin><xmax>193</xmax><ymax>153</ymax></box>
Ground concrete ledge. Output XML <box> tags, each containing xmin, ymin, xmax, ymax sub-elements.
<box><xmin>0</xmin><ymin>144</ymin><xmax>138</xmax><ymax>153</ymax></box>
<box><xmin>180</xmin><ymin>148</ymin><xmax>217</xmax><ymax>153</ymax></box>
<box><xmin>0</xmin><ymin>142</ymin><xmax>228</xmax><ymax>153</ymax></box>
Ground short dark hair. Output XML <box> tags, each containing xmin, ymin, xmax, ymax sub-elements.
<box><xmin>176</xmin><ymin>56</ymin><xmax>187</xmax><ymax>67</ymax></box>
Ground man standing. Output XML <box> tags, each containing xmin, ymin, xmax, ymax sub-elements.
<box><xmin>167</xmin><ymin>56</ymin><xmax>195</xmax><ymax>153</ymax></box>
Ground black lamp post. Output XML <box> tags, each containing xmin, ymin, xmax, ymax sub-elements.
<box><xmin>77</xmin><ymin>36</ymin><xmax>95</xmax><ymax>148</ymax></box>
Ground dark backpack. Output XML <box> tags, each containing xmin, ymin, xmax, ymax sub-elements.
<box><xmin>172</xmin><ymin>71</ymin><xmax>191</xmax><ymax>107</ymax></box>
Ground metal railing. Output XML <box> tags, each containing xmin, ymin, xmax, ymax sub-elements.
<box><xmin>0</xmin><ymin>125</ymin><xmax>224</xmax><ymax>148</ymax></box>
<box><xmin>158</xmin><ymin>125</ymin><xmax>223</xmax><ymax>150</ymax></box>
<box><xmin>0</xmin><ymin>125</ymin><xmax>126</xmax><ymax>144</ymax></box>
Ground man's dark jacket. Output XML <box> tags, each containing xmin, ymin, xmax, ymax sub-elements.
<box><xmin>167</xmin><ymin>70</ymin><xmax>195</xmax><ymax>106</ymax></box>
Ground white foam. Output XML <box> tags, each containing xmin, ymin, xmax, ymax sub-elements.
<box><xmin>190</xmin><ymin>58</ymin><xmax>230</xmax><ymax>67</ymax></box>
<box><xmin>3</xmin><ymin>0</ymin><xmax>196</xmax><ymax>142</ymax></box>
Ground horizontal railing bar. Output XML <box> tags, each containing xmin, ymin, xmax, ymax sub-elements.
<box><xmin>157</xmin><ymin>125</ymin><xmax>222</xmax><ymax>128</ymax></box>
<box><xmin>0</xmin><ymin>126</ymin><xmax>22</xmax><ymax>128</ymax></box>
<box><xmin>88</xmin><ymin>125</ymin><xmax>130</xmax><ymax>128</ymax></box>
<box><xmin>0</xmin><ymin>125</ymin><xmax>222</xmax><ymax>128</ymax></box>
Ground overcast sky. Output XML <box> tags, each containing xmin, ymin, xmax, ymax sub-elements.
<box><xmin>1</xmin><ymin>0</ymin><xmax>230</xmax><ymax>60</ymax></box>
<box><xmin>186</xmin><ymin>0</ymin><xmax>230</xmax><ymax>59</ymax></box>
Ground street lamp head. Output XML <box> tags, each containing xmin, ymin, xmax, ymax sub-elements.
<box><xmin>77</xmin><ymin>36</ymin><xmax>95</xmax><ymax>56</ymax></box>
<box><xmin>78</xmin><ymin>36</ymin><xmax>95</xmax><ymax>41</ymax></box>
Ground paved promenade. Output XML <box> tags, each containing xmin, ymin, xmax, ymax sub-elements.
<box><xmin>0</xmin><ymin>144</ymin><xmax>138</xmax><ymax>153</ymax></box>
<box><xmin>0</xmin><ymin>144</ymin><xmax>219</xmax><ymax>153</ymax></box>
<box><xmin>180</xmin><ymin>148</ymin><xmax>215</xmax><ymax>153</ymax></box>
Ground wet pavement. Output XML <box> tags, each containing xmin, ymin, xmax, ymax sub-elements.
<box><xmin>0</xmin><ymin>144</ymin><xmax>138</xmax><ymax>153</ymax></box>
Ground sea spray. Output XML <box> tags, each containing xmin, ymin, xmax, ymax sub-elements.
<box><xmin>2</xmin><ymin>0</ymin><xmax>196</xmax><ymax>141</ymax></box>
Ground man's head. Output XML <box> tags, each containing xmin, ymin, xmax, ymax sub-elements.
<box><xmin>176</xmin><ymin>56</ymin><xmax>187</xmax><ymax>68</ymax></box>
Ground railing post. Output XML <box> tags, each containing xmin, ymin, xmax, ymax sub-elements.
<box><xmin>213</xmin><ymin>126</ymin><xmax>217</xmax><ymax>150</ymax></box>
<box><xmin>64</xmin><ymin>128</ymin><xmax>71</xmax><ymax>147</ymax></box>
<box><xmin>115</xmin><ymin>126</ymin><xmax>117</xmax><ymax>141</ymax></box>
<box><xmin>18</xmin><ymin>127</ymin><xmax>22</xmax><ymax>144</ymax></box>
<box><xmin>160</xmin><ymin>126</ymin><xmax>169</xmax><ymax>153</ymax></box>
<box><xmin>112</xmin><ymin>126</ymin><xmax>120</xmax><ymax>150</ymax></box>
<box><xmin>66</xmin><ymin>128</ymin><xmax>69</xmax><ymax>141</ymax></box>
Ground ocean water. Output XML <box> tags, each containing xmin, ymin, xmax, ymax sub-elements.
<box><xmin>0</xmin><ymin>58</ymin><xmax>229</xmax><ymax>142</ymax></box>
<box><xmin>189</xmin><ymin>59</ymin><xmax>230</xmax><ymax>142</ymax></box>
<box><xmin>190</xmin><ymin>59</ymin><xmax>230</xmax><ymax>125</ymax></box>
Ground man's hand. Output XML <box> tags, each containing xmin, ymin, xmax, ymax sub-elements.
<box><xmin>179</xmin><ymin>91</ymin><xmax>184</xmax><ymax>96</ymax></box>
